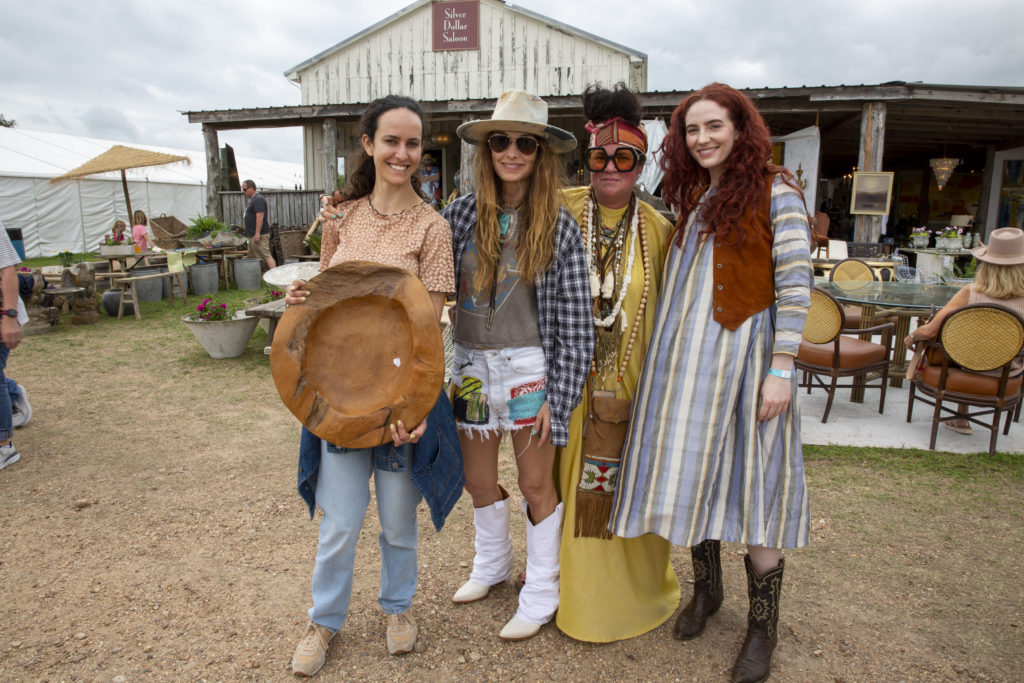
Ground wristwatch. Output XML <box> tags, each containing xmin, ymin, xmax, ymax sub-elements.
<box><xmin>1</xmin><ymin>309</ymin><xmax>17</xmax><ymax>318</ymax></box>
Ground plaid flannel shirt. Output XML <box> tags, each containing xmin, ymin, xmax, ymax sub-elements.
<box><xmin>443</xmin><ymin>194</ymin><xmax>594</xmax><ymax>446</ymax></box>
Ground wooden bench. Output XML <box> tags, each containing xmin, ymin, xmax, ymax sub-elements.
<box><xmin>112</xmin><ymin>271</ymin><xmax>188</xmax><ymax>320</ymax></box>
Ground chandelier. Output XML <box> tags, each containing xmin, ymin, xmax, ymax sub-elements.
<box><xmin>929</xmin><ymin>156</ymin><xmax>959</xmax><ymax>191</ymax></box>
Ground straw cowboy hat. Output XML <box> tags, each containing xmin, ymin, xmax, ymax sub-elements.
<box><xmin>972</xmin><ymin>227</ymin><xmax>1024</xmax><ymax>265</ymax></box>
<box><xmin>457</xmin><ymin>89</ymin><xmax>577</xmax><ymax>153</ymax></box>
<box><xmin>270</xmin><ymin>261</ymin><xmax>444</xmax><ymax>448</ymax></box>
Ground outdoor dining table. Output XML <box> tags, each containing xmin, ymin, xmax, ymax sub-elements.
<box><xmin>816</xmin><ymin>280</ymin><xmax>961</xmax><ymax>398</ymax></box>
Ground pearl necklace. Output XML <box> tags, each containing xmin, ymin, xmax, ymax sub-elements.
<box><xmin>582</xmin><ymin>191</ymin><xmax>651</xmax><ymax>385</ymax></box>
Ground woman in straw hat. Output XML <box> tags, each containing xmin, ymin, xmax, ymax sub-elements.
<box><xmin>443</xmin><ymin>89</ymin><xmax>593</xmax><ymax>640</ymax></box>
<box><xmin>284</xmin><ymin>95</ymin><xmax>455</xmax><ymax>676</ymax></box>
<box><xmin>609</xmin><ymin>83</ymin><xmax>813</xmax><ymax>683</ymax></box>
<box><xmin>905</xmin><ymin>226</ymin><xmax>1024</xmax><ymax>433</ymax></box>
<box><xmin>555</xmin><ymin>83</ymin><xmax>680</xmax><ymax>642</ymax></box>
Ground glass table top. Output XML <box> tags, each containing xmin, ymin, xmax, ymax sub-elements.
<box><xmin>817</xmin><ymin>281</ymin><xmax>961</xmax><ymax>309</ymax></box>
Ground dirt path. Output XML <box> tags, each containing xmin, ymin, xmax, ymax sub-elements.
<box><xmin>1</xmin><ymin>315</ymin><xmax>1021</xmax><ymax>681</ymax></box>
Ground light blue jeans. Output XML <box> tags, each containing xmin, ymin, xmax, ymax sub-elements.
<box><xmin>309</xmin><ymin>441</ymin><xmax>423</xmax><ymax>633</ymax></box>
<box><xmin>0</xmin><ymin>344</ymin><xmax>19</xmax><ymax>442</ymax></box>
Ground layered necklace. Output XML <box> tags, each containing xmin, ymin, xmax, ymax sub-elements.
<box><xmin>582</xmin><ymin>190</ymin><xmax>651</xmax><ymax>385</ymax></box>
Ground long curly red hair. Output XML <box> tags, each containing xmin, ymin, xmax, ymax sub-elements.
<box><xmin>661</xmin><ymin>83</ymin><xmax>802</xmax><ymax>247</ymax></box>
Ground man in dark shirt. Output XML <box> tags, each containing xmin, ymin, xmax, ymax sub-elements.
<box><xmin>243</xmin><ymin>179</ymin><xmax>276</xmax><ymax>269</ymax></box>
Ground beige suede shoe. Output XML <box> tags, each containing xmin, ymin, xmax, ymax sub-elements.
<box><xmin>386</xmin><ymin>610</ymin><xmax>418</xmax><ymax>655</ymax></box>
<box><xmin>291</xmin><ymin>621</ymin><xmax>334</xmax><ymax>677</ymax></box>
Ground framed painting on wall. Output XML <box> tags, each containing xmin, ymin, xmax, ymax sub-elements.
<box><xmin>850</xmin><ymin>171</ymin><xmax>894</xmax><ymax>216</ymax></box>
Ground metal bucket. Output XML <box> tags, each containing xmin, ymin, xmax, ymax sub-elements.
<box><xmin>233</xmin><ymin>258</ymin><xmax>262</xmax><ymax>291</ymax></box>
<box><xmin>188</xmin><ymin>263</ymin><xmax>219</xmax><ymax>296</ymax></box>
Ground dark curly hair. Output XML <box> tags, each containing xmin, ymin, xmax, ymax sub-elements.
<box><xmin>582</xmin><ymin>82</ymin><xmax>642</xmax><ymax>126</ymax></box>
<box><xmin>341</xmin><ymin>95</ymin><xmax>425</xmax><ymax>201</ymax></box>
<box><xmin>661</xmin><ymin>83</ymin><xmax>803</xmax><ymax>247</ymax></box>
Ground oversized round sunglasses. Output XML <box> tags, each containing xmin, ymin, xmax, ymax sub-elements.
<box><xmin>584</xmin><ymin>146</ymin><xmax>645</xmax><ymax>173</ymax></box>
<box><xmin>487</xmin><ymin>133</ymin><xmax>540</xmax><ymax>156</ymax></box>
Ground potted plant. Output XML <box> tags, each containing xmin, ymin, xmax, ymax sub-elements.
<box><xmin>909</xmin><ymin>226</ymin><xmax>930</xmax><ymax>248</ymax></box>
<box><xmin>935</xmin><ymin>226</ymin><xmax>963</xmax><ymax>251</ymax></box>
<box><xmin>181</xmin><ymin>297</ymin><xmax>258</xmax><ymax>359</ymax></box>
<box><xmin>99</xmin><ymin>233</ymin><xmax>135</xmax><ymax>257</ymax></box>
<box><xmin>184</xmin><ymin>215</ymin><xmax>229</xmax><ymax>248</ymax></box>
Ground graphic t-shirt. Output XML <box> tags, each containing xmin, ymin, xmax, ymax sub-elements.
<box><xmin>455</xmin><ymin>208</ymin><xmax>541</xmax><ymax>348</ymax></box>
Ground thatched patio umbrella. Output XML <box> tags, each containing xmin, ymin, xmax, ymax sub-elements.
<box><xmin>50</xmin><ymin>145</ymin><xmax>191</xmax><ymax>224</ymax></box>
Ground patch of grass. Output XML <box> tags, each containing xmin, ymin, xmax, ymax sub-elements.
<box><xmin>804</xmin><ymin>444</ymin><xmax>1024</xmax><ymax>482</ymax></box>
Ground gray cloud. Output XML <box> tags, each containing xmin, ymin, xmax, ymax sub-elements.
<box><xmin>2</xmin><ymin>0</ymin><xmax>1022</xmax><ymax>166</ymax></box>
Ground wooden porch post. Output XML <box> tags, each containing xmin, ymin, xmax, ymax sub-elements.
<box><xmin>459</xmin><ymin>116</ymin><xmax>475</xmax><ymax>195</ymax></box>
<box><xmin>854</xmin><ymin>101</ymin><xmax>886</xmax><ymax>242</ymax></box>
<box><xmin>202</xmin><ymin>124</ymin><xmax>221</xmax><ymax>220</ymax></box>
<box><xmin>323</xmin><ymin>118</ymin><xmax>338</xmax><ymax>193</ymax></box>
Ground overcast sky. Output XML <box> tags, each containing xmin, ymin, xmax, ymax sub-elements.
<box><xmin>4</xmin><ymin>0</ymin><xmax>1022</xmax><ymax>167</ymax></box>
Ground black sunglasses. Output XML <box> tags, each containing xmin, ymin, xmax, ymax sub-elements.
<box><xmin>584</xmin><ymin>146</ymin><xmax>645</xmax><ymax>173</ymax></box>
<box><xmin>487</xmin><ymin>133</ymin><xmax>540</xmax><ymax>156</ymax></box>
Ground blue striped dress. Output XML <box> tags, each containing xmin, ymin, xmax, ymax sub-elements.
<box><xmin>609</xmin><ymin>177</ymin><xmax>812</xmax><ymax>549</ymax></box>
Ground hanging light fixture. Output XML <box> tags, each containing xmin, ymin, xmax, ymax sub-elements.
<box><xmin>929</xmin><ymin>156</ymin><xmax>959</xmax><ymax>191</ymax></box>
<box><xmin>431</xmin><ymin>131</ymin><xmax>453</xmax><ymax>146</ymax></box>
<box><xmin>929</xmin><ymin>134</ymin><xmax>959</xmax><ymax>191</ymax></box>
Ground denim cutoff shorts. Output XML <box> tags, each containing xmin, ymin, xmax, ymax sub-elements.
<box><xmin>450</xmin><ymin>344</ymin><xmax>547</xmax><ymax>436</ymax></box>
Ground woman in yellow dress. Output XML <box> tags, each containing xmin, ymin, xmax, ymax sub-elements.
<box><xmin>556</xmin><ymin>84</ymin><xmax>679</xmax><ymax>642</ymax></box>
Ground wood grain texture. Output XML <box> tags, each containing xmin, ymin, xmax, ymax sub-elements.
<box><xmin>270</xmin><ymin>260</ymin><xmax>444</xmax><ymax>448</ymax></box>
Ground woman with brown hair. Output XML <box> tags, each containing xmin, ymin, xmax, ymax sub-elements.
<box><xmin>444</xmin><ymin>89</ymin><xmax>593</xmax><ymax>641</ymax></box>
<box><xmin>610</xmin><ymin>83</ymin><xmax>813</xmax><ymax>682</ymax></box>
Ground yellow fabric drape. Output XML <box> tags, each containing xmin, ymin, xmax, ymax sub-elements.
<box><xmin>555</xmin><ymin>187</ymin><xmax>680</xmax><ymax>642</ymax></box>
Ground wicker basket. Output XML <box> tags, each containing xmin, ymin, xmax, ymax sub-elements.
<box><xmin>150</xmin><ymin>215</ymin><xmax>188</xmax><ymax>249</ymax></box>
<box><xmin>278</xmin><ymin>230</ymin><xmax>309</xmax><ymax>260</ymax></box>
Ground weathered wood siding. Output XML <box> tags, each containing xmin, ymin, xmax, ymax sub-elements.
<box><xmin>298</xmin><ymin>0</ymin><xmax>640</xmax><ymax>105</ymax></box>
<box><xmin>221</xmin><ymin>190</ymin><xmax>323</xmax><ymax>230</ymax></box>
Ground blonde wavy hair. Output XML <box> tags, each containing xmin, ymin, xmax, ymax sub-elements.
<box><xmin>471</xmin><ymin>139</ymin><xmax>564</xmax><ymax>292</ymax></box>
<box><xmin>973</xmin><ymin>261</ymin><xmax>1024</xmax><ymax>300</ymax></box>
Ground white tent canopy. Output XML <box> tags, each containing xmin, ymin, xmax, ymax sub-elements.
<box><xmin>0</xmin><ymin>127</ymin><xmax>304</xmax><ymax>257</ymax></box>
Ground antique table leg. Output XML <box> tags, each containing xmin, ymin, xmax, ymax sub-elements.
<box><xmin>850</xmin><ymin>303</ymin><xmax>876</xmax><ymax>403</ymax></box>
<box><xmin>889</xmin><ymin>313</ymin><xmax>912</xmax><ymax>388</ymax></box>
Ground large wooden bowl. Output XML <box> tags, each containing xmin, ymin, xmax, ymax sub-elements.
<box><xmin>270</xmin><ymin>260</ymin><xmax>443</xmax><ymax>448</ymax></box>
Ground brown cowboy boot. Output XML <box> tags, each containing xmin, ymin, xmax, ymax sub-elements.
<box><xmin>731</xmin><ymin>555</ymin><xmax>784</xmax><ymax>683</ymax></box>
<box><xmin>673</xmin><ymin>539</ymin><xmax>724</xmax><ymax>640</ymax></box>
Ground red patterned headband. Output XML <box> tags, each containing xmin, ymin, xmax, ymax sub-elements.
<box><xmin>584</xmin><ymin>117</ymin><xmax>647</xmax><ymax>153</ymax></box>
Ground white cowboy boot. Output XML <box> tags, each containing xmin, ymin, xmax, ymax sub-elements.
<box><xmin>499</xmin><ymin>500</ymin><xmax>564</xmax><ymax>640</ymax></box>
<box><xmin>453</xmin><ymin>487</ymin><xmax>515</xmax><ymax>603</ymax></box>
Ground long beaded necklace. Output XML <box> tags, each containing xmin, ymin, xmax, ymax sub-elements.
<box><xmin>582</xmin><ymin>190</ymin><xmax>651</xmax><ymax>386</ymax></box>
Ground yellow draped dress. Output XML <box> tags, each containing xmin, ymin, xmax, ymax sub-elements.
<box><xmin>555</xmin><ymin>187</ymin><xmax>680</xmax><ymax>642</ymax></box>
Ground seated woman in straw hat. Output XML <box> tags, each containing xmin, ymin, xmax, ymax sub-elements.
<box><xmin>443</xmin><ymin>89</ymin><xmax>593</xmax><ymax>641</ymax></box>
<box><xmin>906</xmin><ymin>226</ymin><xmax>1024</xmax><ymax>433</ymax></box>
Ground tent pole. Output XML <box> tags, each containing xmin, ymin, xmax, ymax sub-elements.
<box><xmin>121</xmin><ymin>169</ymin><xmax>133</xmax><ymax>223</ymax></box>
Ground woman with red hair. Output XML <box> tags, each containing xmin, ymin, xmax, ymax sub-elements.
<box><xmin>609</xmin><ymin>83</ymin><xmax>812</xmax><ymax>683</ymax></box>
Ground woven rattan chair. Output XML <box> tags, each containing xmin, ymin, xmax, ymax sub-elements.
<box><xmin>796</xmin><ymin>287</ymin><xmax>895</xmax><ymax>422</ymax></box>
<box><xmin>828</xmin><ymin>257</ymin><xmax>877</xmax><ymax>328</ymax></box>
<box><xmin>847</xmin><ymin>242</ymin><xmax>884</xmax><ymax>258</ymax></box>
<box><xmin>907</xmin><ymin>303</ymin><xmax>1024</xmax><ymax>456</ymax></box>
